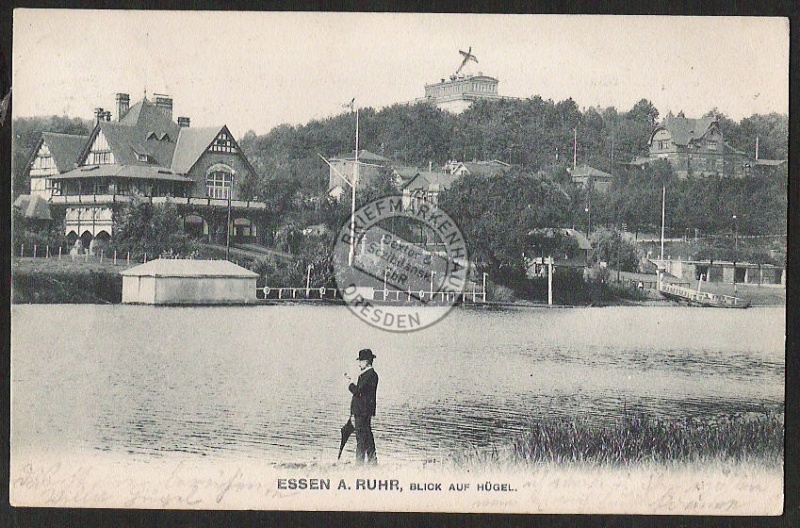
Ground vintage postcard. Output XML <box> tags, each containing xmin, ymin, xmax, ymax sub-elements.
<box><xmin>9</xmin><ymin>11</ymin><xmax>787</xmax><ymax>514</ymax></box>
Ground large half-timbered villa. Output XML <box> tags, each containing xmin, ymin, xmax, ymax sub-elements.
<box><xmin>25</xmin><ymin>92</ymin><xmax>266</xmax><ymax>252</ymax></box>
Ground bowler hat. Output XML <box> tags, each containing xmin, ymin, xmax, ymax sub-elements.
<box><xmin>357</xmin><ymin>348</ymin><xmax>376</xmax><ymax>361</ymax></box>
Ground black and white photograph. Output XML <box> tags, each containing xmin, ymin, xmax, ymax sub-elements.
<box><xmin>9</xmin><ymin>10</ymin><xmax>788</xmax><ymax>514</ymax></box>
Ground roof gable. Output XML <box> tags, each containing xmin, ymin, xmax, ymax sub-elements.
<box><xmin>654</xmin><ymin>117</ymin><xmax>718</xmax><ymax>146</ymax></box>
<box><xmin>171</xmin><ymin>125</ymin><xmax>258</xmax><ymax>177</ymax></box>
<box><xmin>79</xmin><ymin>121</ymin><xmax>177</xmax><ymax>168</ymax></box>
<box><xmin>403</xmin><ymin>171</ymin><xmax>458</xmax><ymax>192</ymax></box>
<box><xmin>170</xmin><ymin>126</ymin><xmax>225</xmax><ymax>174</ymax></box>
<box><xmin>40</xmin><ymin>132</ymin><xmax>89</xmax><ymax>172</ymax></box>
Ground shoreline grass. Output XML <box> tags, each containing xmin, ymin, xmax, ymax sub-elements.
<box><xmin>450</xmin><ymin>409</ymin><xmax>784</xmax><ymax>468</ymax></box>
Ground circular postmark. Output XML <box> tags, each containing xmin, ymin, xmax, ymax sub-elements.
<box><xmin>332</xmin><ymin>195</ymin><xmax>469</xmax><ymax>332</ymax></box>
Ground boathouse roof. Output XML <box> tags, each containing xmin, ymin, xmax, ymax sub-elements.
<box><xmin>121</xmin><ymin>258</ymin><xmax>258</xmax><ymax>278</ymax></box>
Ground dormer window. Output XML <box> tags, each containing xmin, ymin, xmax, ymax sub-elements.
<box><xmin>160</xmin><ymin>133</ymin><xmax>171</xmax><ymax>142</ymax></box>
<box><xmin>147</xmin><ymin>132</ymin><xmax>158</xmax><ymax>140</ymax></box>
<box><xmin>136</xmin><ymin>153</ymin><xmax>149</xmax><ymax>162</ymax></box>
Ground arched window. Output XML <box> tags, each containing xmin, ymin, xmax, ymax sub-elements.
<box><xmin>206</xmin><ymin>166</ymin><xmax>232</xmax><ymax>199</ymax></box>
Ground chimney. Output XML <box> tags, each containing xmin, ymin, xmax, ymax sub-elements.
<box><xmin>116</xmin><ymin>93</ymin><xmax>130</xmax><ymax>121</ymax></box>
<box><xmin>153</xmin><ymin>93</ymin><xmax>173</xmax><ymax>120</ymax></box>
<box><xmin>177</xmin><ymin>116</ymin><xmax>190</xmax><ymax>128</ymax></box>
<box><xmin>94</xmin><ymin>107</ymin><xmax>104</xmax><ymax>125</ymax></box>
<box><xmin>103</xmin><ymin>110</ymin><xmax>112</xmax><ymax>121</ymax></box>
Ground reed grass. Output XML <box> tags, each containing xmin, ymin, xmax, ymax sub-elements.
<box><xmin>452</xmin><ymin>410</ymin><xmax>784</xmax><ymax>468</ymax></box>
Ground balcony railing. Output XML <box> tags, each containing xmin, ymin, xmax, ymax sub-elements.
<box><xmin>48</xmin><ymin>194</ymin><xmax>266</xmax><ymax>209</ymax></box>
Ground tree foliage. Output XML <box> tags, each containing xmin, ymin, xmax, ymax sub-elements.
<box><xmin>438</xmin><ymin>169</ymin><xmax>573</xmax><ymax>283</ymax></box>
<box><xmin>111</xmin><ymin>196</ymin><xmax>198</xmax><ymax>260</ymax></box>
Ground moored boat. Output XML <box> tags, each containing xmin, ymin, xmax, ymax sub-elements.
<box><xmin>659</xmin><ymin>282</ymin><xmax>750</xmax><ymax>308</ymax></box>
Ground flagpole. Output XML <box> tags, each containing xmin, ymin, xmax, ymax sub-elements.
<box><xmin>660</xmin><ymin>184</ymin><xmax>666</xmax><ymax>261</ymax></box>
<box><xmin>573</xmin><ymin>127</ymin><xmax>577</xmax><ymax>170</ymax></box>
<box><xmin>348</xmin><ymin>106</ymin><xmax>359</xmax><ymax>266</ymax></box>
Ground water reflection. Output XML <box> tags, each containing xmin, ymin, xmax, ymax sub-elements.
<box><xmin>11</xmin><ymin>305</ymin><xmax>784</xmax><ymax>464</ymax></box>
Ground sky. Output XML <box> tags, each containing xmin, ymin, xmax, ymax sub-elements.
<box><xmin>13</xmin><ymin>10</ymin><xmax>789</xmax><ymax>137</ymax></box>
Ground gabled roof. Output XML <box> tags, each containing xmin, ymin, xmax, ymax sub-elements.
<box><xmin>403</xmin><ymin>171</ymin><xmax>459</xmax><ymax>192</ymax></box>
<box><xmin>461</xmin><ymin>160</ymin><xmax>511</xmax><ymax>176</ymax></box>
<box><xmin>653</xmin><ymin>117</ymin><xmax>717</xmax><ymax>146</ymax></box>
<box><xmin>40</xmin><ymin>132</ymin><xmax>89</xmax><ymax>172</ymax></box>
<box><xmin>333</xmin><ymin>149</ymin><xmax>391</xmax><ymax>163</ymax></box>
<box><xmin>13</xmin><ymin>194</ymin><xmax>52</xmax><ymax>220</ymax></box>
<box><xmin>79</xmin><ymin>121</ymin><xmax>178</xmax><ymax>168</ymax></box>
<box><xmin>570</xmin><ymin>165</ymin><xmax>613</xmax><ymax>179</ymax></box>
<box><xmin>392</xmin><ymin>166</ymin><xmax>421</xmax><ymax>181</ymax></box>
<box><xmin>120</xmin><ymin>258</ymin><xmax>258</xmax><ymax>278</ymax></box>
<box><xmin>170</xmin><ymin>126</ymin><xmax>223</xmax><ymax>174</ymax></box>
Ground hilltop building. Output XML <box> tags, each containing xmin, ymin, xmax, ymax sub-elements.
<box><xmin>24</xmin><ymin>92</ymin><xmax>265</xmax><ymax>252</ymax></box>
<box><xmin>417</xmin><ymin>74</ymin><xmax>511</xmax><ymax>113</ymax></box>
<box><xmin>412</xmin><ymin>49</ymin><xmax>519</xmax><ymax>113</ymax></box>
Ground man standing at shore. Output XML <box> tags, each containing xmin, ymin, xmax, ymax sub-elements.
<box><xmin>346</xmin><ymin>349</ymin><xmax>379</xmax><ymax>464</ymax></box>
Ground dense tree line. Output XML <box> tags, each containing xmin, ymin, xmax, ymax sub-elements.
<box><xmin>11</xmin><ymin>98</ymin><xmax>787</xmax><ymax>280</ymax></box>
<box><xmin>234</xmin><ymin>97</ymin><xmax>786</xmax><ymax>239</ymax></box>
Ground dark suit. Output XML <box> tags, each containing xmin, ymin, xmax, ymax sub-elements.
<box><xmin>349</xmin><ymin>367</ymin><xmax>378</xmax><ymax>463</ymax></box>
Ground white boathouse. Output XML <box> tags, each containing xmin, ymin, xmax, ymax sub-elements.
<box><xmin>121</xmin><ymin>259</ymin><xmax>258</xmax><ymax>305</ymax></box>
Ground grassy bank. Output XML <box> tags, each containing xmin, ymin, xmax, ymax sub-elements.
<box><xmin>451</xmin><ymin>409</ymin><xmax>784</xmax><ymax>468</ymax></box>
<box><xmin>12</xmin><ymin>258</ymin><xmax>127</xmax><ymax>304</ymax></box>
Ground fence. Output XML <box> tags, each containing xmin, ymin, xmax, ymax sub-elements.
<box><xmin>13</xmin><ymin>244</ymin><xmax>254</xmax><ymax>268</ymax></box>
<box><xmin>15</xmin><ymin>243</ymin><xmax>137</xmax><ymax>266</ymax></box>
<box><xmin>260</xmin><ymin>284</ymin><xmax>488</xmax><ymax>304</ymax></box>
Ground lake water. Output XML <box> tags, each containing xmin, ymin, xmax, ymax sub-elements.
<box><xmin>11</xmin><ymin>304</ymin><xmax>784</xmax><ymax>466</ymax></box>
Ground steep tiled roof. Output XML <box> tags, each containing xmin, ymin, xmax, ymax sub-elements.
<box><xmin>41</xmin><ymin>97</ymin><xmax>257</xmax><ymax>187</ymax></box>
<box><xmin>41</xmin><ymin>132</ymin><xmax>89</xmax><ymax>172</ymax></box>
<box><xmin>120</xmin><ymin>98</ymin><xmax>180</xmax><ymax>139</ymax></box>
<box><xmin>14</xmin><ymin>194</ymin><xmax>52</xmax><ymax>220</ymax></box>
<box><xmin>170</xmin><ymin>126</ymin><xmax>222</xmax><ymax>174</ymax></box>
<box><xmin>655</xmin><ymin>117</ymin><xmax>717</xmax><ymax>146</ymax></box>
<box><xmin>93</xmin><ymin>121</ymin><xmax>178</xmax><ymax>167</ymax></box>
